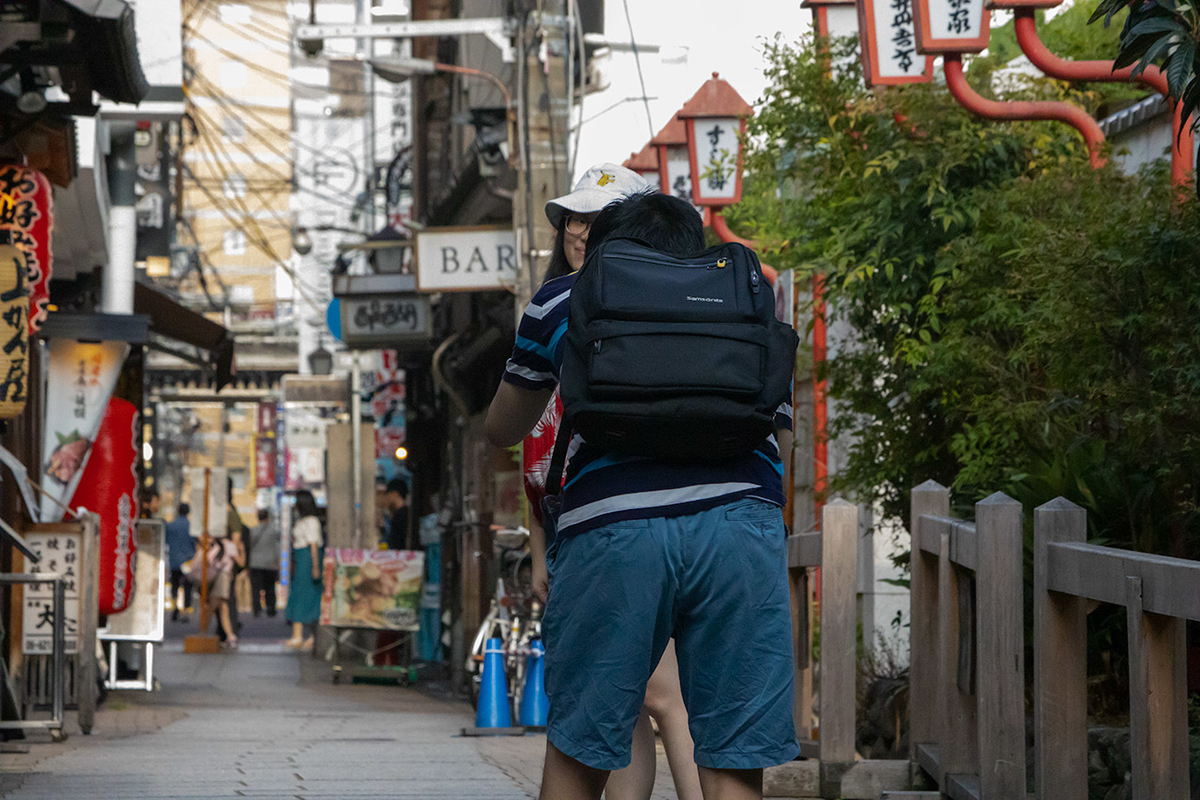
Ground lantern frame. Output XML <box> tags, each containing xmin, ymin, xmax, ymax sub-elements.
<box><xmin>911</xmin><ymin>0</ymin><xmax>991</xmax><ymax>54</ymax></box>
<box><xmin>857</xmin><ymin>0</ymin><xmax>936</xmax><ymax>85</ymax></box>
<box><xmin>678</xmin><ymin>73</ymin><xmax>754</xmax><ymax>208</ymax></box>
<box><xmin>623</xmin><ymin>143</ymin><xmax>661</xmax><ymax>189</ymax></box>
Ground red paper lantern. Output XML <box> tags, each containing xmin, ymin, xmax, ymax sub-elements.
<box><xmin>70</xmin><ymin>398</ymin><xmax>139</xmax><ymax>615</ymax></box>
<box><xmin>0</xmin><ymin>163</ymin><xmax>53</xmax><ymax>334</ymax></box>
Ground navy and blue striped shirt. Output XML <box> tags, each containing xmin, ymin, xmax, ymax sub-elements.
<box><xmin>504</xmin><ymin>272</ymin><xmax>793</xmax><ymax>538</ymax></box>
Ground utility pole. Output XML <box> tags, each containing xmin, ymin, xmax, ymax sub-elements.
<box><xmin>511</xmin><ymin>2</ymin><xmax>572</xmax><ymax>318</ymax></box>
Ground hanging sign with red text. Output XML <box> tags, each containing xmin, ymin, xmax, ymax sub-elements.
<box><xmin>858</xmin><ymin>0</ymin><xmax>935</xmax><ymax>84</ymax></box>
<box><xmin>0</xmin><ymin>163</ymin><xmax>53</xmax><ymax>334</ymax></box>
<box><xmin>913</xmin><ymin>0</ymin><xmax>991</xmax><ymax>53</ymax></box>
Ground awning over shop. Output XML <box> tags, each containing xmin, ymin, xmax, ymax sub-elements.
<box><xmin>133</xmin><ymin>281</ymin><xmax>235</xmax><ymax>390</ymax></box>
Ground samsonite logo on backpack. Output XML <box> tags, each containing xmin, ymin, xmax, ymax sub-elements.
<box><xmin>559</xmin><ymin>239</ymin><xmax>799</xmax><ymax>461</ymax></box>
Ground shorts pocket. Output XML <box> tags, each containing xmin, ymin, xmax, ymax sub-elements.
<box><xmin>724</xmin><ymin>498</ymin><xmax>783</xmax><ymax>523</ymax></box>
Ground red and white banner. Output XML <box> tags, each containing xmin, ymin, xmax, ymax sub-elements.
<box><xmin>41</xmin><ymin>340</ymin><xmax>129</xmax><ymax>521</ymax></box>
<box><xmin>70</xmin><ymin>398</ymin><xmax>139</xmax><ymax>616</ymax></box>
<box><xmin>0</xmin><ymin>163</ymin><xmax>53</xmax><ymax>334</ymax></box>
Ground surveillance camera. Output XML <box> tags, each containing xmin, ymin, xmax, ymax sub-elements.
<box><xmin>300</xmin><ymin>38</ymin><xmax>324</xmax><ymax>58</ymax></box>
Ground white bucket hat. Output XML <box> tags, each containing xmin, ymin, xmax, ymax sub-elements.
<box><xmin>544</xmin><ymin>163</ymin><xmax>655</xmax><ymax>228</ymax></box>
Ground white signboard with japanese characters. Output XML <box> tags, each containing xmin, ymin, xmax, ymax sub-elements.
<box><xmin>688</xmin><ymin>118</ymin><xmax>742</xmax><ymax>205</ymax></box>
<box><xmin>913</xmin><ymin>0</ymin><xmax>991</xmax><ymax>53</ymax></box>
<box><xmin>662</xmin><ymin>147</ymin><xmax>703</xmax><ymax>217</ymax></box>
<box><xmin>415</xmin><ymin>227</ymin><xmax>516</xmax><ymax>292</ymax></box>
<box><xmin>99</xmin><ymin>520</ymin><xmax>166</xmax><ymax>642</ymax></box>
<box><xmin>22</xmin><ymin>530</ymin><xmax>82</xmax><ymax>654</ymax></box>
<box><xmin>859</xmin><ymin>0</ymin><xmax>935</xmax><ymax>84</ymax></box>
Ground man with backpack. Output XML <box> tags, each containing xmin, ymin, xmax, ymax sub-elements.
<box><xmin>486</xmin><ymin>191</ymin><xmax>800</xmax><ymax>800</ymax></box>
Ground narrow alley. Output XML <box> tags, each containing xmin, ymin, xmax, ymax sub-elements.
<box><xmin>0</xmin><ymin>619</ymin><xmax>681</xmax><ymax>799</ymax></box>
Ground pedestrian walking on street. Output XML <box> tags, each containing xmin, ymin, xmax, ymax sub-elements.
<box><xmin>284</xmin><ymin>489</ymin><xmax>324</xmax><ymax>650</ymax></box>
<box><xmin>165</xmin><ymin>503</ymin><xmax>196</xmax><ymax>622</ymax></box>
<box><xmin>488</xmin><ymin>190</ymin><xmax>799</xmax><ymax>800</ymax></box>
<box><xmin>248</xmin><ymin>508</ymin><xmax>281</xmax><ymax>617</ymax></box>
<box><xmin>520</xmin><ymin>163</ymin><xmax>703</xmax><ymax>800</ymax></box>
<box><xmin>206</xmin><ymin>533</ymin><xmax>242</xmax><ymax>648</ymax></box>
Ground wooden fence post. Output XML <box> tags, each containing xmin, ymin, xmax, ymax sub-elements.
<box><xmin>790</xmin><ymin>565</ymin><xmax>812</xmax><ymax>740</ymax></box>
<box><xmin>974</xmin><ymin>493</ymin><xmax>1025</xmax><ymax>799</ymax></box>
<box><xmin>1033</xmin><ymin>498</ymin><xmax>1087</xmax><ymax>800</ymax></box>
<box><xmin>1125</xmin><ymin>576</ymin><xmax>1189</xmax><ymax>800</ymax></box>
<box><xmin>937</xmin><ymin>526</ymin><xmax>976</xmax><ymax>786</ymax></box>
<box><xmin>821</xmin><ymin>499</ymin><xmax>859</xmax><ymax>764</ymax></box>
<box><xmin>909</xmin><ymin>480</ymin><xmax>948</xmax><ymax>760</ymax></box>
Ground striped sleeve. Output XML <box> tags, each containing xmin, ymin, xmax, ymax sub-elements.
<box><xmin>502</xmin><ymin>278</ymin><xmax>572</xmax><ymax>392</ymax></box>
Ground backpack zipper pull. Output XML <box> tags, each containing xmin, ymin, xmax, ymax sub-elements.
<box><xmin>750</xmin><ymin>267</ymin><xmax>760</xmax><ymax>294</ymax></box>
<box><xmin>594</xmin><ymin>340</ymin><xmax>602</xmax><ymax>354</ymax></box>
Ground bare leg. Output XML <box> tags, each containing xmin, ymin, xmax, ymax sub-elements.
<box><xmin>216</xmin><ymin>601</ymin><xmax>235</xmax><ymax>642</ymax></box>
<box><xmin>539</xmin><ymin>741</ymin><xmax>608</xmax><ymax>800</ymax></box>
<box><xmin>604</xmin><ymin>709</ymin><xmax>656</xmax><ymax>800</ymax></box>
<box><xmin>697</xmin><ymin>767</ymin><xmax>761</xmax><ymax>800</ymax></box>
<box><xmin>642</xmin><ymin>641</ymin><xmax>703</xmax><ymax>800</ymax></box>
<box><xmin>287</xmin><ymin>621</ymin><xmax>304</xmax><ymax>646</ymax></box>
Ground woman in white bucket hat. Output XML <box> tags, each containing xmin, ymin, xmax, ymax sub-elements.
<box><xmin>524</xmin><ymin>163</ymin><xmax>704</xmax><ymax>800</ymax></box>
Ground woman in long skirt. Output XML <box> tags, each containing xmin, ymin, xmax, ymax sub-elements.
<box><xmin>284</xmin><ymin>489</ymin><xmax>323</xmax><ymax>649</ymax></box>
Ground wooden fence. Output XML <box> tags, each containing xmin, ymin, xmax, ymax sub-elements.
<box><xmin>907</xmin><ymin>481</ymin><xmax>1199</xmax><ymax>800</ymax></box>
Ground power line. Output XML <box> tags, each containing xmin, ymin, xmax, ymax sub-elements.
<box><xmin>620</xmin><ymin>0</ymin><xmax>655</xmax><ymax>141</ymax></box>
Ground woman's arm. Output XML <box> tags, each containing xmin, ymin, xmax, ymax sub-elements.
<box><xmin>529</xmin><ymin>516</ymin><xmax>548</xmax><ymax>602</ymax></box>
<box><xmin>309</xmin><ymin>541</ymin><xmax>320</xmax><ymax>581</ymax></box>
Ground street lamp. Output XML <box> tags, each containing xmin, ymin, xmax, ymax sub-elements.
<box><xmin>623</xmin><ymin>143</ymin><xmax>660</xmax><ymax>191</ymax></box>
<box><xmin>650</xmin><ymin>111</ymin><xmax>692</xmax><ymax>204</ymax></box>
<box><xmin>678</xmin><ymin>72</ymin><xmax>754</xmax><ymax>207</ymax></box>
<box><xmin>308</xmin><ymin>344</ymin><xmax>334</xmax><ymax>376</ymax></box>
<box><xmin>293</xmin><ymin>226</ymin><xmax>313</xmax><ymax>256</ymax></box>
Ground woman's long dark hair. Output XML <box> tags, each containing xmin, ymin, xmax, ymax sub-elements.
<box><xmin>293</xmin><ymin>489</ymin><xmax>318</xmax><ymax>521</ymax></box>
<box><xmin>542</xmin><ymin>219</ymin><xmax>573</xmax><ymax>285</ymax></box>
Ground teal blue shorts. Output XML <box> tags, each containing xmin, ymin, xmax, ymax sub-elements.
<box><xmin>542</xmin><ymin>497</ymin><xmax>800</xmax><ymax>771</ymax></box>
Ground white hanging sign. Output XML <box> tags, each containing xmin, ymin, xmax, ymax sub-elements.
<box><xmin>913</xmin><ymin>0</ymin><xmax>991</xmax><ymax>53</ymax></box>
<box><xmin>858</xmin><ymin>0</ymin><xmax>935</xmax><ymax>85</ymax></box>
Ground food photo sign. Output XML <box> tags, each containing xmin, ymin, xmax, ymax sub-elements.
<box><xmin>320</xmin><ymin>548</ymin><xmax>424</xmax><ymax>631</ymax></box>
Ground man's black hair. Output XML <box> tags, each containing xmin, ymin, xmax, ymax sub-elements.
<box><xmin>257</xmin><ymin>508</ymin><xmax>270</xmax><ymax>522</ymax></box>
<box><xmin>178</xmin><ymin>503</ymin><xmax>190</xmax><ymax>516</ymax></box>
<box><xmin>584</xmin><ymin>191</ymin><xmax>705</xmax><ymax>259</ymax></box>
<box><xmin>386</xmin><ymin>477</ymin><xmax>408</xmax><ymax>500</ymax></box>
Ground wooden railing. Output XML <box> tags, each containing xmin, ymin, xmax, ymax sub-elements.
<box><xmin>909</xmin><ymin>482</ymin><xmax>1026</xmax><ymax>800</ymax></box>
<box><xmin>765</xmin><ymin>500</ymin><xmax>913</xmax><ymax>799</ymax></box>
<box><xmin>910</xmin><ymin>482</ymin><xmax>1199</xmax><ymax>800</ymax></box>
<box><xmin>1033</xmin><ymin>497</ymin><xmax>1198</xmax><ymax>800</ymax></box>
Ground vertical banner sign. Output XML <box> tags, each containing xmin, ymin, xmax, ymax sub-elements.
<box><xmin>255</xmin><ymin>436</ymin><xmax>278</xmax><ymax>488</ymax></box>
<box><xmin>41</xmin><ymin>340</ymin><xmax>129</xmax><ymax>521</ymax></box>
<box><xmin>0</xmin><ymin>163</ymin><xmax>53</xmax><ymax>334</ymax></box>
<box><xmin>858</xmin><ymin>0</ymin><xmax>936</xmax><ymax>84</ymax></box>
<box><xmin>0</xmin><ymin>233</ymin><xmax>29</xmax><ymax>418</ymax></box>
<box><xmin>913</xmin><ymin>0</ymin><xmax>990</xmax><ymax>53</ymax></box>
<box><xmin>69</xmin><ymin>398</ymin><xmax>139</xmax><ymax>616</ymax></box>
<box><xmin>22</xmin><ymin>529</ymin><xmax>83</xmax><ymax>654</ymax></box>
<box><xmin>371</xmin><ymin>368</ymin><xmax>406</xmax><ymax>459</ymax></box>
<box><xmin>256</xmin><ymin>401</ymin><xmax>277</xmax><ymax>434</ymax></box>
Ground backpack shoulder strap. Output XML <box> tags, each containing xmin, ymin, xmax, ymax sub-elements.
<box><xmin>543</xmin><ymin>422</ymin><xmax>572</xmax><ymax>498</ymax></box>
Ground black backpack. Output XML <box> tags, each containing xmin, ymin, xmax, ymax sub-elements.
<box><xmin>557</xmin><ymin>238</ymin><xmax>799</xmax><ymax>462</ymax></box>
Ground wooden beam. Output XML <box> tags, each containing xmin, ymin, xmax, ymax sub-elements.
<box><xmin>764</xmin><ymin>759</ymin><xmax>913</xmax><ymax>799</ymax></box>
<box><xmin>948</xmin><ymin>520</ymin><xmax>976</xmax><ymax>572</ymax></box>
<box><xmin>973</xmin><ymin>493</ymin><xmax>1026</xmax><ymax>799</ymax></box>
<box><xmin>908</xmin><ymin>481</ymin><xmax>948</xmax><ymax>759</ymax></box>
<box><xmin>790</xmin><ymin>566</ymin><xmax>813</xmax><ymax>738</ymax></box>
<box><xmin>1047</xmin><ymin>541</ymin><xmax>1200</xmax><ymax>621</ymax></box>
<box><xmin>1126</xmin><ymin>576</ymin><xmax>1190</xmax><ymax>800</ymax></box>
<box><xmin>788</xmin><ymin>530</ymin><xmax>822</xmax><ymax>569</ymax></box>
<box><xmin>820</xmin><ymin>499</ymin><xmax>858</xmax><ymax>763</ymax></box>
<box><xmin>938</xmin><ymin>530</ymin><xmax>977</xmax><ymax>787</ymax></box>
<box><xmin>1034</xmin><ymin>497</ymin><xmax>1088</xmax><ymax>800</ymax></box>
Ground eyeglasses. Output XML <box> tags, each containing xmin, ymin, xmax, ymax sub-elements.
<box><xmin>565</xmin><ymin>214</ymin><xmax>596</xmax><ymax>235</ymax></box>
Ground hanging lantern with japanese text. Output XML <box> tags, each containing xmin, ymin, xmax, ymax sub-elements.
<box><xmin>622</xmin><ymin>143</ymin><xmax>661</xmax><ymax>190</ymax></box>
<box><xmin>0</xmin><ymin>163</ymin><xmax>53</xmax><ymax>334</ymax></box>
<box><xmin>679</xmin><ymin>73</ymin><xmax>754</xmax><ymax>207</ymax></box>
<box><xmin>0</xmin><ymin>232</ymin><xmax>29</xmax><ymax>418</ymax></box>
<box><xmin>912</xmin><ymin>0</ymin><xmax>991</xmax><ymax>53</ymax></box>
<box><xmin>651</xmin><ymin>112</ymin><xmax>700</xmax><ymax>212</ymax></box>
<box><xmin>858</xmin><ymin>0</ymin><xmax>936</xmax><ymax>84</ymax></box>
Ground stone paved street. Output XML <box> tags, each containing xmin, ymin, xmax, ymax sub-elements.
<box><xmin>0</xmin><ymin>619</ymin><xmax>683</xmax><ymax>800</ymax></box>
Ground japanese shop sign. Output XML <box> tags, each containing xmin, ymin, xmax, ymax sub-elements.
<box><xmin>913</xmin><ymin>0</ymin><xmax>991</xmax><ymax>53</ymax></box>
<box><xmin>41</xmin><ymin>340</ymin><xmax>129</xmax><ymax>522</ymax></box>
<box><xmin>415</xmin><ymin>226</ymin><xmax>516</xmax><ymax>292</ymax></box>
<box><xmin>663</xmin><ymin>146</ymin><xmax>703</xmax><ymax>216</ymax></box>
<box><xmin>255</xmin><ymin>436</ymin><xmax>278</xmax><ymax>488</ymax></box>
<box><xmin>339</xmin><ymin>294</ymin><xmax>431</xmax><ymax>347</ymax></box>
<box><xmin>686</xmin><ymin>118</ymin><xmax>744</xmax><ymax>206</ymax></box>
<box><xmin>0</xmin><ymin>163</ymin><xmax>52</xmax><ymax>334</ymax></box>
<box><xmin>0</xmin><ymin>234</ymin><xmax>29</xmax><ymax>418</ymax></box>
<box><xmin>99</xmin><ymin>520</ymin><xmax>166</xmax><ymax>643</ymax></box>
<box><xmin>858</xmin><ymin>0</ymin><xmax>936</xmax><ymax>84</ymax></box>
<box><xmin>22</xmin><ymin>529</ymin><xmax>83</xmax><ymax>655</ymax></box>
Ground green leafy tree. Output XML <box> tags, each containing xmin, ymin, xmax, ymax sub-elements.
<box><xmin>732</xmin><ymin>32</ymin><xmax>1200</xmax><ymax>561</ymax></box>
